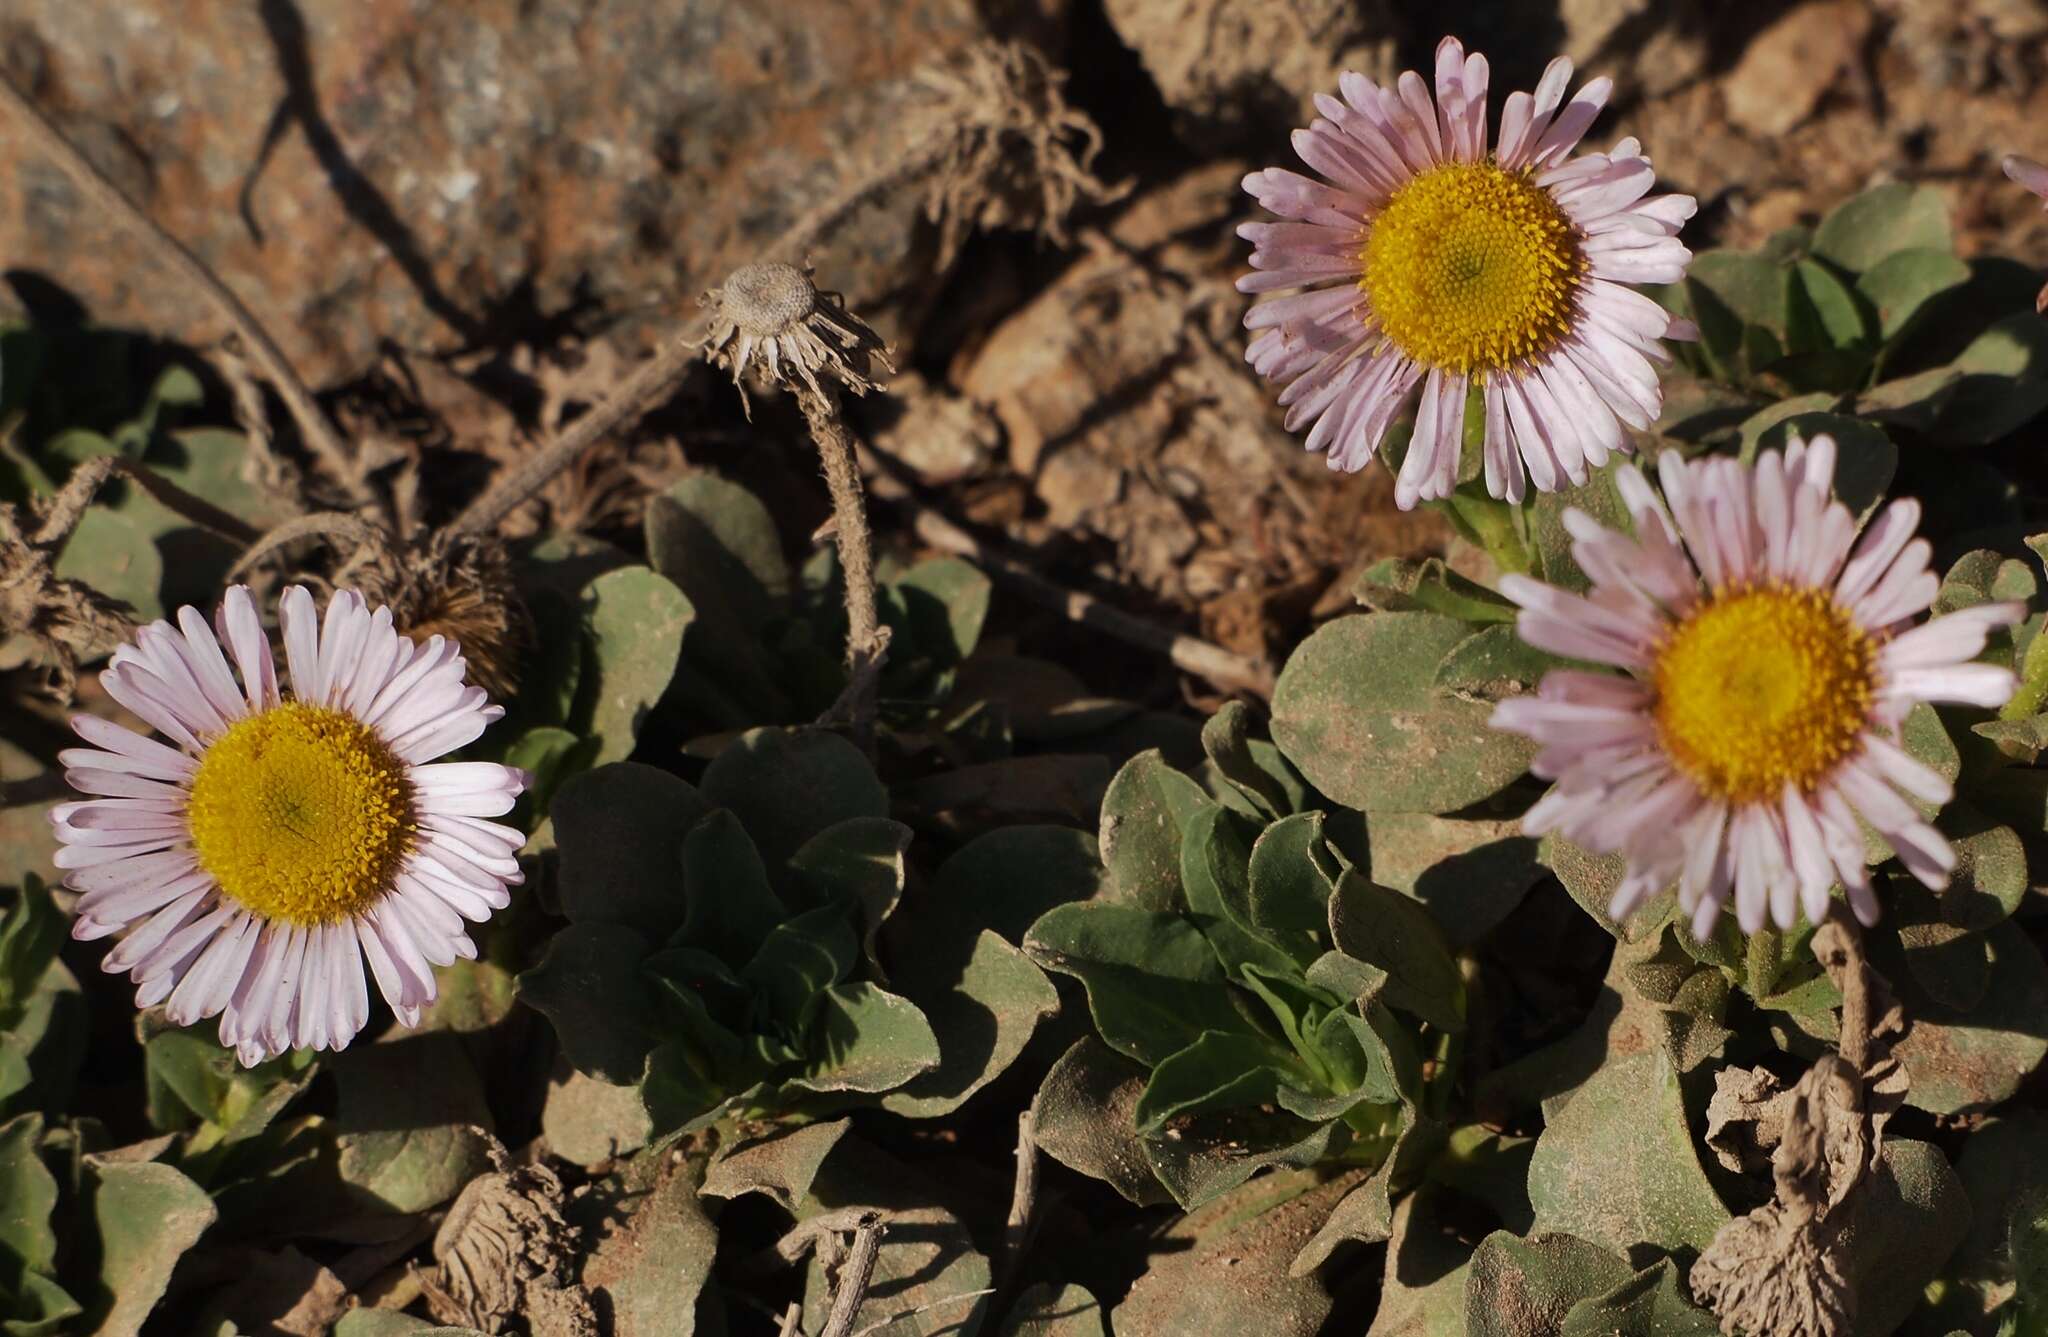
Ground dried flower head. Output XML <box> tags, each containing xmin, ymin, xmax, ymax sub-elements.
<box><xmin>701</xmin><ymin>262</ymin><xmax>892</xmax><ymax>413</ymax></box>
<box><xmin>911</xmin><ymin>40</ymin><xmax>1129</xmax><ymax>265</ymax></box>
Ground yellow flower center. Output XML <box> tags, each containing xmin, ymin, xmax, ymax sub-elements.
<box><xmin>1651</xmin><ymin>585</ymin><xmax>1878</xmax><ymax>803</ymax></box>
<box><xmin>1359</xmin><ymin>160</ymin><xmax>1585</xmax><ymax>376</ymax></box>
<box><xmin>187</xmin><ymin>703</ymin><xmax>414</xmax><ymax>925</ymax></box>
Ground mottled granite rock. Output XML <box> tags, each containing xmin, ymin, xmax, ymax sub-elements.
<box><xmin>0</xmin><ymin>0</ymin><xmax>1000</xmax><ymax>383</ymax></box>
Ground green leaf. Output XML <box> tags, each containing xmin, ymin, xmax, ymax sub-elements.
<box><xmin>332</xmin><ymin>1034</ymin><xmax>494</xmax><ymax>1214</ymax></box>
<box><xmin>1367</xmin><ymin>809</ymin><xmax>1540</xmax><ymax>947</ymax></box>
<box><xmin>1811</xmin><ymin>182</ymin><xmax>1951</xmax><ymax>273</ymax></box>
<box><xmin>1272</xmin><ymin>613</ymin><xmax>1534</xmax><ymax>815</ymax></box>
<box><xmin>53</xmin><ymin>506</ymin><xmax>162</xmax><ymax>621</ymax></box>
<box><xmin>1892</xmin><ymin>919</ymin><xmax>2048</xmax><ymax>1114</ymax></box>
<box><xmin>582</xmin><ymin>1158</ymin><xmax>719</xmax><ymax>1337</ymax></box>
<box><xmin>577</xmin><ymin>567</ymin><xmax>693</xmax><ymax>764</ymax></box>
<box><xmin>1464</xmin><ymin>1231</ymin><xmax>1634</xmax><ymax>1337</ymax></box>
<box><xmin>1142</xmin><ymin>1103</ymin><xmax>1345</xmax><ymax>1212</ymax></box>
<box><xmin>1354</xmin><ymin>557</ymin><xmax>1517</xmax><ymax>623</ymax></box>
<box><xmin>0</xmin><ymin>1113</ymin><xmax>56</xmax><ymax>1277</ymax></box>
<box><xmin>1748</xmin><ymin>412</ymin><xmax>1896</xmax><ymax>524</ymax></box>
<box><xmin>516</xmin><ymin>923</ymin><xmax>659</xmax><ymax>1084</ymax></box>
<box><xmin>701</xmin><ymin>1118</ymin><xmax>850</xmax><ymax>1214</ymax></box>
<box><xmin>1856</xmin><ymin>248</ymin><xmax>1970</xmax><ymax>343</ymax></box>
<box><xmin>1526</xmin><ymin>1050</ymin><xmax>1729</xmax><ymax>1255</ymax></box>
<box><xmin>551</xmin><ymin>762</ymin><xmax>709</xmax><ymax>936</ymax></box>
<box><xmin>541</xmin><ymin>1064</ymin><xmax>651</xmax><ymax>1169</ymax></box>
<box><xmin>893</xmin><ymin>557</ymin><xmax>992</xmax><ymax>668</ymax></box>
<box><xmin>1792</xmin><ymin>258</ymin><xmax>1874</xmax><ymax>350</ymax></box>
<box><xmin>1098</xmin><ymin>751</ymin><xmax>1209</xmax><ymax>910</ymax></box>
<box><xmin>1935</xmin><ymin>312</ymin><xmax>2048</xmax><ymax>446</ymax></box>
<box><xmin>645</xmin><ymin>473</ymin><xmax>791</xmax><ymax>632</ymax></box>
<box><xmin>1847</xmin><ymin>1139</ymin><xmax>1972</xmax><ymax>1334</ymax></box>
<box><xmin>741</xmin><ymin>905</ymin><xmax>859</xmax><ymax>1034</ymax></box>
<box><xmin>700</xmin><ymin>728</ymin><xmax>889</xmax><ymax>882</ymax></box>
<box><xmin>1687</xmin><ymin>251</ymin><xmax>1790</xmax><ymax>339</ymax></box>
<box><xmin>1133</xmin><ymin>1031</ymin><xmax>1310</xmax><ymax>1131</ymax></box>
<box><xmin>80</xmin><ymin>1159</ymin><xmax>216</xmax><ymax>1337</ymax></box>
<box><xmin>1367</xmin><ymin>1188</ymin><xmax>1474</xmax><ymax>1337</ymax></box>
<box><xmin>1113</xmin><ymin>1169</ymin><xmax>1354</xmax><ymax>1337</ymax></box>
<box><xmin>1246</xmin><ymin>812</ymin><xmax>1337</xmax><ymax>954</ymax></box>
<box><xmin>880</xmin><ymin>929</ymin><xmax>1058</xmax><ymax>1118</ymax></box>
<box><xmin>1559</xmin><ymin>1259</ymin><xmax>1718</xmax><ymax>1336</ymax></box>
<box><xmin>1023</xmin><ymin>902</ymin><xmax>1258</xmax><ymax>1067</ymax></box>
<box><xmin>1181</xmin><ymin>806</ymin><xmax>1304</xmax><ymax>979</ymax></box>
<box><xmin>678</xmin><ymin>809</ymin><xmax>786</xmax><ymax>966</ymax></box>
<box><xmin>1327</xmin><ymin>872</ymin><xmax>1464</xmax><ymax>1032</ymax></box>
<box><xmin>1031</xmin><ymin>1039</ymin><xmax>1173</xmax><ymax>1206</ymax></box>
<box><xmin>1432</xmin><ymin>624</ymin><xmax>1577</xmax><ymax>703</ymax></box>
<box><xmin>1200</xmin><ymin>702</ymin><xmax>1293</xmax><ymax>819</ymax></box>
<box><xmin>788</xmin><ymin>817</ymin><xmax>912</xmax><ymax>968</ymax></box>
<box><xmin>784</xmin><ymin>983</ymin><xmax>940</xmax><ymax>1096</ymax></box>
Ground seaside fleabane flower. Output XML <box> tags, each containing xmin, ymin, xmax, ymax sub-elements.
<box><xmin>2002</xmin><ymin>153</ymin><xmax>2048</xmax><ymax>312</ymax></box>
<box><xmin>1489</xmin><ymin>437</ymin><xmax>2020</xmax><ymax>937</ymax></box>
<box><xmin>51</xmin><ymin>585</ymin><xmax>528</xmax><ymax>1066</ymax></box>
<box><xmin>1238</xmin><ymin>36</ymin><xmax>1697</xmax><ymax>509</ymax></box>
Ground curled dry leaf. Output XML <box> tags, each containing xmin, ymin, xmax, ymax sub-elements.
<box><xmin>421</xmin><ymin>1151</ymin><xmax>596</xmax><ymax>1337</ymax></box>
<box><xmin>1689</xmin><ymin>919</ymin><xmax>1909</xmax><ymax>1337</ymax></box>
<box><xmin>907</xmin><ymin>41</ymin><xmax>1129</xmax><ymax>267</ymax></box>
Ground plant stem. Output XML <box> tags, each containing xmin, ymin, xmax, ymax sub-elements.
<box><xmin>451</xmin><ymin>328</ymin><xmax>703</xmax><ymax>537</ymax></box>
<box><xmin>2001</xmin><ymin>625</ymin><xmax>2048</xmax><ymax>721</ymax></box>
<box><xmin>799</xmin><ymin>384</ymin><xmax>888</xmax><ymax>750</ymax></box>
<box><xmin>818</xmin><ymin>1213</ymin><xmax>885</xmax><ymax>1337</ymax></box>
<box><xmin>1443</xmin><ymin>491</ymin><xmax>1534</xmax><ymax>576</ymax></box>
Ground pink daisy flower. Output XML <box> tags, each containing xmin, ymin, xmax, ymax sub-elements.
<box><xmin>1238</xmin><ymin>36</ymin><xmax>1698</xmax><ymax>509</ymax></box>
<box><xmin>2002</xmin><ymin>154</ymin><xmax>2048</xmax><ymax>313</ymax></box>
<box><xmin>51</xmin><ymin>585</ymin><xmax>528</xmax><ymax>1066</ymax></box>
<box><xmin>1489</xmin><ymin>437</ymin><xmax>2019</xmax><ymax>937</ymax></box>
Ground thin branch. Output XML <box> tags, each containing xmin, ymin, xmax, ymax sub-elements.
<box><xmin>997</xmin><ymin>1109</ymin><xmax>1040</xmax><ymax>1297</ymax></box>
<box><xmin>800</xmin><ymin>385</ymin><xmax>888</xmax><ymax>750</ymax></box>
<box><xmin>777</xmin><ymin>1303</ymin><xmax>804</xmax><ymax>1337</ymax></box>
<box><xmin>0</xmin><ymin>74</ymin><xmax>364</xmax><ymax>506</ymax></box>
<box><xmin>54</xmin><ymin>455</ymin><xmax>263</xmax><ymax>548</ymax></box>
<box><xmin>860</xmin><ymin>450</ymin><xmax>1275</xmax><ymax>698</ymax></box>
<box><xmin>228</xmin><ymin>511</ymin><xmax>388</xmax><ymax>581</ymax></box>
<box><xmin>818</xmin><ymin>1212</ymin><xmax>885</xmax><ymax>1337</ymax></box>
<box><xmin>450</xmin><ymin>327</ymin><xmax>703</xmax><ymax>537</ymax></box>
<box><xmin>849</xmin><ymin>1289</ymin><xmax>996</xmax><ymax>1337</ymax></box>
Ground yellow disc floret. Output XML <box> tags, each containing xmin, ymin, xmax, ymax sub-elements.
<box><xmin>1360</xmin><ymin>160</ymin><xmax>1585</xmax><ymax>376</ymax></box>
<box><xmin>187</xmin><ymin>703</ymin><xmax>414</xmax><ymax>924</ymax></box>
<box><xmin>1652</xmin><ymin>585</ymin><xmax>1878</xmax><ymax>803</ymax></box>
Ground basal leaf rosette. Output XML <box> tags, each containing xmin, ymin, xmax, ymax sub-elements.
<box><xmin>1024</xmin><ymin>722</ymin><xmax>1454</xmax><ymax>1235</ymax></box>
<box><xmin>519</xmin><ymin>727</ymin><xmax>1058</xmax><ymax>1150</ymax></box>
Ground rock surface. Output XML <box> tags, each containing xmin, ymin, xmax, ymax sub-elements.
<box><xmin>0</xmin><ymin>0</ymin><xmax>1004</xmax><ymax>384</ymax></box>
<box><xmin>1099</xmin><ymin>0</ymin><xmax>1400</xmax><ymax>143</ymax></box>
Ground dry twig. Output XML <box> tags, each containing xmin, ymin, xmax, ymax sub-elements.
<box><xmin>861</xmin><ymin>452</ymin><xmax>1275</xmax><ymax>698</ymax></box>
<box><xmin>817</xmin><ymin>1212</ymin><xmax>886</xmax><ymax>1337</ymax></box>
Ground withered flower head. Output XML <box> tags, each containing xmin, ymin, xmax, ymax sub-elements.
<box><xmin>700</xmin><ymin>261</ymin><xmax>892</xmax><ymax>412</ymax></box>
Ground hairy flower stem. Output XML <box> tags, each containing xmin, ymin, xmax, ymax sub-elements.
<box><xmin>800</xmin><ymin>384</ymin><xmax>889</xmax><ymax>751</ymax></box>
